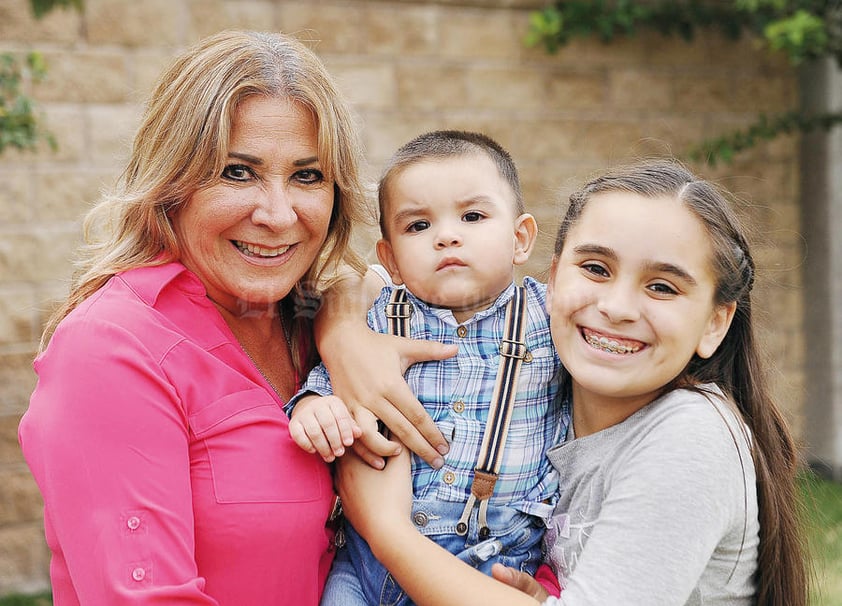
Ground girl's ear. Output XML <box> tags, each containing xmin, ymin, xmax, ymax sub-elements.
<box><xmin>696</xmin><ymin>301</ymin><xmax>738</xmax><ymax>359</ymax></box>
<box><xmin>375</xmin><ymin>239</ymin><xmax>405</xmax><ymax>286</ymax></box>
<box><xmin>513</xmin><ymin>213</ymin><xmax>538</xmax><ymax>266</ymax></box>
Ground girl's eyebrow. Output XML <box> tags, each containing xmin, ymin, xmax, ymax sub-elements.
<box><xmin>573</xmin><ymin>243</ymin><xmax>698</xmax><ymax>285</ymax></box>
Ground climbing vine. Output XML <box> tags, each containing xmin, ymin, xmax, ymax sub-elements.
<box><xmin>0</xmin><ymin>0</ymin><xmax>82</xmax><ymax>155</ymax></box>
<box><xmin>526</xmin><ymin>0</ymin><xmax>842</xmax><ymax>164</ymax></box>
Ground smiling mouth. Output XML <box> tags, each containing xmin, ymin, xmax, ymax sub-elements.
<box><xmin>233</xmin><ymin>240</ymin><xmax>291</xmax><ymax>258</ymax></box>
<box><xmin>581</xmin><ymin>328</ymin><xmax>643</xmax><ymax>355</ymax></box>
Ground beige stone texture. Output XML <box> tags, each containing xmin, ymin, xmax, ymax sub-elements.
<box><xmin>609</xmin><ymin>68</ymin><xmax>674</xmax><ymax>111</ymax></box>
<box><xmin>0</xmin><ymin>524</ymin><xmax>51</xmax><ymax>596</ymax></box>
<box><xmin>0</xmin><ymin>351</ymin><xmax>37</xmax><ymax>416</ymax></box>
<box><xmin>279</xmin><ymin>3</ymin><xmax>366</xmax><ymax>54</ymax></box>
<box><xmin>85</xmin><ymin>0</ymin><xmax>183</xmax><ymax>47</ymax></box>
<box><xmin>0</xmin><ymin>289</ymin><xmax>39</xmax><ymax>345</ymax></box>
<box><xmin>186</xmin><ymin>0</ymin><xmax>278</xmax><ymax>42</ymax></box>
<box><xmin>0</xmin><ymin>0</ymin><xmax>81</xmax><ymax>44</ymax></box>
<box><xmin>0</xmin><ymin>0</ymin><xmax>807</xmax><ymax>595</ymax></box>
<box><xmin>31</xmin><ymin>51</ymin><xmax>129</xmax><ymax>104</ymax></box>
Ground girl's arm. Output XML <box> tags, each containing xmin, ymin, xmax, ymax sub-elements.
<box><xmin>337</xmin><ymin>447</ymin><xmax>544</xmax><ymax>606</ymax></box>
<box><xmin>315</xmin><ymin>268</ymin><xmax>456</xmax><ymax>468</ymax></box>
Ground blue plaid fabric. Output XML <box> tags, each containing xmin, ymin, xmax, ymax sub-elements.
<box><xmin>291</xmin><ymin>277</ymin><xmax>569</xmax><ymax>521</ymax></box>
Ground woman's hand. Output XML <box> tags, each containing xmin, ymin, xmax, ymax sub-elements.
<box><xmin>491</xmin><ymin>564</ymin><xmax>551</xmax><ymax>602</ymax></box>
<box><xmin>315</xmin><ymin>269</ymin><xmax>456</xmax><ymax>469</ymax></box>
<box><xmin>336</xmin><ymin>445</ymin><xmax>414</xmax><ymax>544</ymax></box>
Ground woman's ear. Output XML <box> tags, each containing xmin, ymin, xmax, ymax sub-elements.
<box><xmin>375</xmin><ymin>239</ymin><xmax>405</xmax><ymax>286</ymax></box>
<box><xmin>696</xmin><ymin>301</ymin><xmax>738</xmax><ymax>359</ymax></box>
<box><xmin>513</xmin><ymin>213</ymin><xmax>538</xmax><ymax>266</ymax></box>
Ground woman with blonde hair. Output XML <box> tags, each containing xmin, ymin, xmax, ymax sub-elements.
<box><xmin>19</xmin><ymin>30</ymin><xmax>449</xmax><ymax>605</ymax></box>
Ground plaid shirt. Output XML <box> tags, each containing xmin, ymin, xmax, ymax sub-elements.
<box><xmin>293</xmin><ymin>277</ymin><xmax>569</xmax><ymax>521</ymax></box>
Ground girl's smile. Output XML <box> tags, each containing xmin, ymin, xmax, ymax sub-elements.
<box><xmin>547</xmin><ymin>190</ymin><xmax>735</xmax><ymax>435</ymax></box>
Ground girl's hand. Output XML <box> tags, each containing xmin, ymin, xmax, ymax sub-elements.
<box><xmin>336</xmin><ymin>445</ymin><xmax>414</xmax><ymax>543</ymax></box>
<box><xmin>288</xmin><ymin>394</ymin><xmax>361</xmax><ymax>462</ymax></box>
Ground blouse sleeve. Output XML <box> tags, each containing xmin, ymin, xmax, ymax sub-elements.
<box><xmin>20</xmin><ymin>316</ymin><xmax>219</xmax><ymax>604</ymax></box>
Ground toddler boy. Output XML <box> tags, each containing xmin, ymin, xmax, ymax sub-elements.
<box><xmin>288</xmin><ymin>130</ymin><xmax>567</xmax><ymax>606</ymax></box>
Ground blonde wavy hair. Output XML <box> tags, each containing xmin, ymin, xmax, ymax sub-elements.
<box><xmin>41</xmin><ymin>31</ymin><xmax>368</xmax><ymax>371</ymax></box>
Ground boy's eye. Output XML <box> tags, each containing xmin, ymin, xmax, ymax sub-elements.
<box><xmin>462</xmin><ymin>211</ymin><xmax>483</xmax><ymax>222</ymax></box>
<box><xmin>295</xmin><ymin>168</ymin><xmax>324</xmax><ymax>184</ymax></box>
<box><xmin>221</xmin><ymin>164</ymin><xmax>254</xmax><ymax>182</ymax></box>
<box><xmin>407</xmin><ymin>220</ymin><xmax>430</xmax><ymax>233</ymax></box>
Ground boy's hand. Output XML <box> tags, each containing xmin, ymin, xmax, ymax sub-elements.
<box><xmin>289</xmin><ymin>394</ymin><xmax>361</xmax><ymax>462</ymax></box>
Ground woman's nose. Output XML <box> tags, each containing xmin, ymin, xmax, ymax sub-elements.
<box><xmin>251</xmin><ymin>185</ymin><xmax>297</xmax><ymax>230</ymax></box>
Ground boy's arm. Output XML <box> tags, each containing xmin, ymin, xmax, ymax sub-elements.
<box><xmin>288</xmin><ymin>394</ymin><xmax>360</xmax><ymax>462</ymax></box>
<box><xmin>314</xmin><ymin>268</ymin><xmax>455</xmax><ymax>469</ymax></box>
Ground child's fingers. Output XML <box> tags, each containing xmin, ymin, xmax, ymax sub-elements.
<box><xmin>288</xmin><ymin>418</ymin><xmax>317</xmax><ymax>454</ymax></box>
<box><xmin>325</xmin><ymin>397</ymin><xmax>362</xmax><ymax>446</ymax></box>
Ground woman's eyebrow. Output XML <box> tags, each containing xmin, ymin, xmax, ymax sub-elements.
<box><xmin>227</xmin><ymin>153</ymin><xmax>320</xmax><ymax>167</ymax></box>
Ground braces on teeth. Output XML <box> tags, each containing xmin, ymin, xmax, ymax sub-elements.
<box><xmin>586</xmin><ymin>334</ymin><xmax>640</xmax><ymax>354</ymax></box>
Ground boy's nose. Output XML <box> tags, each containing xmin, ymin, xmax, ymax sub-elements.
<box><xmin>434</xmin><ymin>228</ymin><xmax>462</xmax><ymax>249</ymax></box>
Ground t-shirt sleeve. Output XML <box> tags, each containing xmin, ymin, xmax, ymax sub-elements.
<box><xmin>557</xmin><ymin>400</ymin><xmax>751</xmax><ymax>605</ymax></box>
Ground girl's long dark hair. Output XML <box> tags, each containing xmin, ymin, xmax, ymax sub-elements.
<box><xmin>555</xmin><ymin>159</ymin><xmax>808</xmax><ymax>606</ymax></box>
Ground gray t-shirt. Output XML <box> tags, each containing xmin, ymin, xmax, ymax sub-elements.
<box><xmin>541</xmin><ymin>385</ymin><xmax>758</xmax><ymax>605</ymax></box>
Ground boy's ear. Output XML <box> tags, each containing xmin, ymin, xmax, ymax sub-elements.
<box><xmin>513</xmin><ymin>213</ymin><xmax>538</xmax><ymax>266</ymax></box>
<box><xmin>696</xmin><ymin>301</ymin><xmax>737</xmax><ymax>359</ymax></box>
<box><xmin>375</xmin><ymin>239</ymin><xmax>405</xmax><ymax>286</ymax></box>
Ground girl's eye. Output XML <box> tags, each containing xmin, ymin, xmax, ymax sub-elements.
<box><xmin>221</xmin><ymin>164</ymin><xmax>254</xmax><ymax>182</ymax></box>
<box><xmin>295</xmin><ymin>169</ymin><xmax>324</xmax><ymax>184</ymax></box>
<box><xmin>463</xmin><ymin>211</ymin><xmax>483</xmax><ymax>222</ymax></box>
<box><xmin>648</xmin><ymin>282</ymin><xmax>678</xmax><ymax>296</ymax></box>
<box><xmin>407</xmin><ymin>220</ymin><xmax>430</xmax><ymax>233</ymax></box>
<box><xmin>581</xmin><ymin>262</ymin><xmax>609</xmax><ymax>278</ymax></box>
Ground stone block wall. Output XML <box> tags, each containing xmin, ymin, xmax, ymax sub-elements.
<box><xmin>0</xmin><ymin>0</ymin><xmax>804</xmax><ymax>594</ymax></box>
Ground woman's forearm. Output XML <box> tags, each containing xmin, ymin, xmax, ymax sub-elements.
<box><xmin>369</xmin><ymin>521</ymin><xmax>542</xmax><ymax>606</ymax></box>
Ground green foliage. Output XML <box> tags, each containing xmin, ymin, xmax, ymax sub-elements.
<box><xmin>0</xmin><ymin>0</ymin><xmax>84</xmax><ymax>157</ymax></box>
<box><xmin>0</xmin><ymin>51</ymin><xmax>56</xmax><ymax>154</ymax></box>
<box><xmin>526</xmin><ymin>1</ymin><xmax>842</xmax><ymax>164</ymax></box>
<box><xmin>29</xmin><ymin>0</ymin><xmax>82</xmax><ymax>19</ymax></box>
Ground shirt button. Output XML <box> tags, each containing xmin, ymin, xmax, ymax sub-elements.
<box><xmin>456</xmin><ymin>325</ymin><xmax>468</xmax><ymax>338</ymax></box>
<box><xmin>443</xmin><ymin>471</ymin><xmax>456</xmax><ymax>484</ymax></box>
<box><xmin>452</xmin><ymin>400</ymin><xmax>465</xmax><ymax>413</ymax></box>
<box><xmin>126</xmin><ymin>516</ymin><xmax>141</xmax><ymax>531</ymax></box>
<box><xmin>413</xmin><ymin>512</ymin><xmax>429</xmax><ymax>527</ymax></box>
<box><xmin>131</xmin><ymin>567</ymin><xmax>146</xmax><ymax>582</ymax></box>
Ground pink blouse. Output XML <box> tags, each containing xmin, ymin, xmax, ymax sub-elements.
<box><xmin>19</xmin><ymin>262</ymin><xmax>335</xmax><ymax>605</ymax></box>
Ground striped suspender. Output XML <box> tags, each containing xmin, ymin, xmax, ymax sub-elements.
<box><xmin>385</xmin><ymin>286</ymin><xmax>529</xmax><ymax>540</ymax></box>
<box><xmin>384</xmin><ymin>288</ymin><xmax>412</xmax><ymax>336</ymax></box>
<box><xmin>456</xmin><ymin>285</ymin><xmax>528</xmax><ymax>537</ymax></box>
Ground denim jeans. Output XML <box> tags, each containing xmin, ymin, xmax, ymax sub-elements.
<box><xmin>320</xmin><ymin>498</ymin><xmax>545</xmax><ymax>606</ymax></box>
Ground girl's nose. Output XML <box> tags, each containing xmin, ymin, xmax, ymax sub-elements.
<box><xmin>596</xmin><ymin>283</ymin><xmax>640</xmax><ymax>323</ymax></box>
<box><xmin>251</xmin><ymin>185</ymin><xmax>297</xmax><ymax>230</ymax></box>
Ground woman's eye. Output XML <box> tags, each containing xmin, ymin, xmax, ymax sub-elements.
<box><xmin>407</xmin><ymin>220</ymin><xmax>430</xmax><ymax>233</ymax></box>
<box><xmin>221</xmin><ymin>164</ymin><xmax>253</xmax><ymax>182</ymax></box>
<box><xmin>463</xmin><ymin>211</ymin><xmax>483</xmax><ymax>222</ymax></box>
<box><xmin>295</xmin><ymin>169</ymin><xmax>324</xmax><ymax>184</ymax></box>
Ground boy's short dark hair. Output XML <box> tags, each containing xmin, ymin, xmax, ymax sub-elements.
<box><xmin>378</xmin><ymin>130</ymin><xmax>524</xmax><ymax>237</ymax></box>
